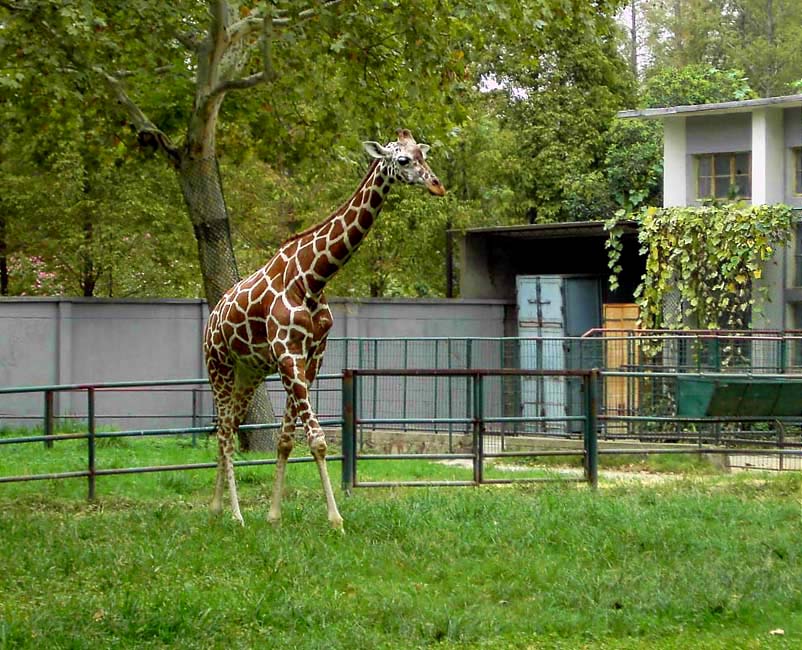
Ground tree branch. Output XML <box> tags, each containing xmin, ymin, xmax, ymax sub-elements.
<box><xmin>176</xmin><ymin>30</ymin><xmax>202</xmax><ymax>52</ymax></box>
<box><xmin>228</xmin><ymin>0</ymin><xmax>344</xmax><ymax>45</ymax></box>
<box><xmin>95</xmin><ymin>67</ymin><xmax>182</xmax><ymax>167</ymax></box>
<box><xmin>210</xmin><ymin>71</ymin><xmax>267</xmax><ymax>97</ymax></box>
<box><xmin>207</xmin><ymin>0</ymin><xmax>345</xmax><ymax>99</ymax></box>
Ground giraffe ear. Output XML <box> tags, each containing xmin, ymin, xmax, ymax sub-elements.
<box><xmin>418</xmin><ymin>143</ymin><xmax>431</xmax><ymax>157</ymax></box>
<box><xmin>363</xmin><ymin>141</ymin><xmax>392</xmax><ymax>159</ymax></box>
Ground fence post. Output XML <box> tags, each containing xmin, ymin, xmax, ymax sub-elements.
<box><xmin>447</xmin><ymin>338</ymin><xmax>454</xmax><ymax>452</ymax></box>
<box><xmin>191</xmin><ymin>387</ymin><xmax>199</xmax><ymax>447</ymax></box>
<box><xmin>466</xmin><ymin>339</ymin><xmax>473</xmax><ymax>438</ymax></box>
<box><xmin>583</xmin><ymin>370</ymin><xmax>599</xmax><ymax>489</ymax></box>
<box><xmin>87</xmin><ymin>388</ymin><xmax>96</xmax><ymax>501</ymax></box>
<box><xmin>341</xmin><ymin>370</ymin><xmax>356</xmax><ymax>493</ymax></box>
<box><xmin>472</xmin><ymin>372</ymin><xmax>484</xmax><ymax>485</ymax></box>
<box><xmin>43</xmin><ymin>390</ymin><xmax>54</xmax><ymax>449</ymax></box>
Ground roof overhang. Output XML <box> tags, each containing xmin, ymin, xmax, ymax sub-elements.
<box><xmin>618</xmin><ymin>93</ymin><xmax>802</xmax><ymax>120</ymax></box>
<box><xmin>457</xmin><ymin>220</ymin><xmax>639</xmax><ymax>240</ymax></box>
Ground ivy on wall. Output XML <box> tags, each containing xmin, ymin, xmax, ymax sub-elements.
<box><xmin>605</xmin><ymin>204</ymin><xmax>795</xmax><ymax>330</ymax></box>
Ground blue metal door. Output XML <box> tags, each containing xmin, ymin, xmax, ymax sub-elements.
<box><xmin>517</xmin><ymin>275</ymin><xmax>602</xmax><ymax>433</ymax></box>
<box><xmin>517</xmin><ymin>276</ymin><xmax>565</xmax><ymax>432</ymax></box>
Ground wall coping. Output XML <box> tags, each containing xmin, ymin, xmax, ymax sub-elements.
<box><xmin>0</xmin><ymin>296</ymin><xmax>515</xmax><ymax>307</ymax></box>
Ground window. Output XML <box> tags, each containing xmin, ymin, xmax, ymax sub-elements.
<box><xmin>696</xmin><ymin>152</ymin><xmax>751</xmax><ymax>200</ymax></box>
<box><xmin>794</xmin><ymin>148</ymin><xmax>802</xmax><ymax>195</ymax></box>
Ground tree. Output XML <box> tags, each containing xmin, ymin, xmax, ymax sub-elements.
<box><xmin>639</xmin><ymin>0</ymin><xmax>802</xmax><ymax>96</ymax></box>
<box><xmin>641</xmin><ymin>63</ymin><xmax>755</xmax><ymax>107</ymax></box>
<box><xmin>725</xmin><ymin>0</ymin><xmax>802</xmax><ymax>97</ymax></box>
<box><xmin>0</xmin><ymin>0</ymin><xmax>500</xmax><ymax>447</ymax></box>
<box><xmin>487</xmin><ymin>0</ymin><xmax>636</xmax><ymax>222</ymax></box>
<box><xmin>642</xmin><ymin>0</ymin><xmax>731</xmax><ymax>69</ymax></box>
<box><xmin>0</xmin><ymin>15</ymin><xmax>199</xmax><ymax>298</ymax></box>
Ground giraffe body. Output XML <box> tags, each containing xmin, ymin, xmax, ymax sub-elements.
<box><xmin>203</xmin><ymin>129</ymin><xmax>445</xmax><ymax>528</ymax></box>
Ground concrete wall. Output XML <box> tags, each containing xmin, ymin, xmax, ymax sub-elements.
<box><xmin>0</xmin><ymin>297</ymin><xmax>511</xmax><ymax>430</ymax></box>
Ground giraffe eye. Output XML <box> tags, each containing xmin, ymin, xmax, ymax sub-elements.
<box><xmin>397</xmin><ymin>156</ymin><xmax>411</xmax><ymax>166</ymax></box>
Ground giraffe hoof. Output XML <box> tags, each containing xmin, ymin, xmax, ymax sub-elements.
<box><xmin>330</xmin><ymin>515</ymin><xmax>344</xmax><ymax>532</ymax></box>
<box><xmin>267</xmin><ymin>512</ymin><xmax>281</xmax><ymax>527</ymax></box>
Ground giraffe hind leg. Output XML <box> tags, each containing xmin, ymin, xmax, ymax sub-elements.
<box><xmin>221</xmin><ymin>422</ymin><xmax>244</xmax><ymax>525</ymax></box>
<box><xmin>267</xmin><ymin>395</ymin><xmax>296</xmax><ymax>525</ymax></box>
<box><xmin>211</xmin><ymin>445</ymin><xmax>225</xmax><ymax>515</ymax></box>
<box><xmin>209</xmin><ymin>417</ymin><xmax>243</xmax><ymax>525</ymax></box>
<box><xmin>210</xmin><ymin>369</ymin><xmax>258</xmax><ymax>526</ymax></box>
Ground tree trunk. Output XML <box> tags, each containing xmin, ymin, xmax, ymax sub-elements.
<box><xmin>629</xmin><ymin>0</ymin><xmax>638</xmax><ymax>78</ymax></box>
<box><xmin>176</xmin><ymin>153</ymin><xmax>276</xmax><ymax>452</ymax></box>
<box><xmin>82</xmin><ymin>215</ymin><xmax>96</xmax><ymax>297</ymax></box>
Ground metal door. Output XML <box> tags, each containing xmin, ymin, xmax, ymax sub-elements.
<box><xmin>517</xmin><ymin>276</ymin><xmax>565</xmax><ymax>432</ymax></box>
<box><xmin>564</xmin><ymin>277</ymin><xmax>602</xmax><ymax>424</ymax></box>
<box><xmin>517</xmin><ymin>275</ymin><xmax>602</xmax><ymax>433</ymax></box>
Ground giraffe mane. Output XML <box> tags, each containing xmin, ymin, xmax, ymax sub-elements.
<box><xmin>279</xmin><ymin>158</ymin><xmax>382</xmax><ymax>246</ymax></box>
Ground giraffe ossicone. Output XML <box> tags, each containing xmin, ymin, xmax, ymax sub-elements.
<box><xmin>203</xmin><ymin>129</ymin><xmax>445</xmax><ymax>529</ymax></box>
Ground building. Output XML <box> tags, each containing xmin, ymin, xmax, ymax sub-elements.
<box><xmin>619</xmin><ymin>94</ymin><xmax>802</xmax><ymax>330</ymax></box>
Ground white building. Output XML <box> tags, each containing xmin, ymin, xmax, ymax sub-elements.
<box><xmin>619</xmin><ymin>94</ymin><xmax>802</xmax><ymax>330</ymax></box>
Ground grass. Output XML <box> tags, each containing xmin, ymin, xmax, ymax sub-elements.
<box><xmin>1</xmin><ymin>430</ymin><xmax>801</xmax><ymax>649</ymax></box>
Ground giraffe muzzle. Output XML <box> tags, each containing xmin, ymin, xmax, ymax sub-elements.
<box><xmin>426</xmin><ymin>177</ymin><xmax>446</xmax><ymax>196</ymax></box>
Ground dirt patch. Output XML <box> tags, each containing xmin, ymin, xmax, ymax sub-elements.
<box><xmin>437</xmin><ymin>458</ymin><xmax>677</xmax><ymax>484</ymax></box>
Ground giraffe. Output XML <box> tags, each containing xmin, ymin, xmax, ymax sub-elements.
<box><xmin>203</xmin><ymin>129</ymin><xmax>445</xmax><ymax>529</ymax></box>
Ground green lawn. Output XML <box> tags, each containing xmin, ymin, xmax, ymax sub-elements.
<box><xmin>1</xmin><ymin>430</ymin><xmax>801</xmax><ymax>649</ymax></box>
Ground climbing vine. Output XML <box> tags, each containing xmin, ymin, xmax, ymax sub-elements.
<box><xmin>605</xmin><ymin>204</ymin><xmax>795</xmax><ymax>330</ymax></box>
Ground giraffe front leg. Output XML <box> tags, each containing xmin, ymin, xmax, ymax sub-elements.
<box><xmin>267</xmin><ymin>397</ymin><xmax>296</xmax><ymax>525</ymax></box>
<box><xmin>210</xmin><ymin>452</ymin><xmax>225</xmax><ymax>516</ymax></box>
<box><xmin>309</xmin><ymin>432</ymin><xmax>344</xmax><ymax>532</ymax></box>
<box><xmin>278</xmin><ymin>354</ymin><xmax>344</xmax><ymax>531</ymax></box>
<box><xmin>219</xmin><ymin>424</ymin><xmax>244</xmax><ymax>526</ymax></box>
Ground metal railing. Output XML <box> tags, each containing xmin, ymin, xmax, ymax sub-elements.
<box><xmin>7</xmin><ymin>333</ymin><xmax>802</xmax><ymax>438</ymax></box>
<box><xmin>0</xmin><ymin>376</ymin><xmax>343</xmax><ymax>500</ymax></box>
<box><xmin>4</xmin><ymin>331</ymin><xmax>802</xmax><ymax>500</ymax></box>
<box><xmin>340</xmin><ymin>368</ymin><xmax>600</xmax><ymax>491</ymax></box>
<box><xmin>3</xmin><ymin>367</ymin><xmax>802</xmax><ymax>501</ymax></box>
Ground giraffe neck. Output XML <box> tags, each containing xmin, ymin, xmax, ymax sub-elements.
<box><xmin>301</xmin><ymin>159</ymin><xmax>392</xmax><ymax>293</ymax></box>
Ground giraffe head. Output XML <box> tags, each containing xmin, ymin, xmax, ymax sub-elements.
<box><xmin>363</xmin><ymin>128</ymin><xmax>446</xmax><ymax>196</ymax></box>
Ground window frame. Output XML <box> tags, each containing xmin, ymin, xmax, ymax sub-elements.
<box><xmin>793</xmin><ymin>147</ymin><xmax>802</xmax><ymax>196</ymax></box>
<box><xmin>695</xmin><ymin>151</ymin><xmax>752</xmax><ymax>201</ymax></box>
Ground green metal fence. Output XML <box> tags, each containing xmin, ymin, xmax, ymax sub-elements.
<box><xmin>0</xmin><ymin>376</ymin><xmax>344</xmax><ymax>500</ymax></box>
<box><xmin>341</xmin><ymin>367</ymin><xmax>601</xmax><ymax>491</ymax></box>
<box><xmin>6</xmin><ymin>332</ymin><xmax>802</xmax><ymax>441</ymax></box>
<box><xmin>4</xmin><ymin>332</ymin><xmax>802</xmax><ymax>473</ymax></box>
<box><xmin>2</xmin><ymin>365</ymin><xmax>801</xmax><ymax>500</ymax></box>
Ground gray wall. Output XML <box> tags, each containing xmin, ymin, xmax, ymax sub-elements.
<box><xmin>0</xmin><ymin>297</ymin><xmax>510</xmax><ymax>430</ymax></box>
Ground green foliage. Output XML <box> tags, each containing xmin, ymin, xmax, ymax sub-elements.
<box><xmin>606</xmin><ymin>204</ymin><xmax>795</xmax><ymax>329</ymax></box>
<box><xmin>639</xmin><ymin>0</ymin><xmax>802</xmax><ymax>97</ymax></box>
<box><xmin>719</xmin><ymin>0</ymin><xmax>802</xmax><ymax>97</ymax></box>
<box><xmin>0</xmin><ymin>0</ymin><xmax>198</xmax><ymax>297</ymax></box>
<box><xmin>1</xmin><ymin>0</ymin><xmax>564</xmax><ymax>297</ymax></box>
<box><xmin>491</xmin><ymin>0</ymin><xmax>635</xmax><ymax>223</ymax></box>
<box><xmin>642</xmin><ymin>65</ymin><xmax>756</xmax><ymax>108</ymax></box>
<box><xmin>604</xmin><ymin>118</ymin><xmax>663</xmax><ymax>211</ymax></box>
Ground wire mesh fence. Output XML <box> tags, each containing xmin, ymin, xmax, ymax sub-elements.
<box><xmin>3</xmin><ymin>332</ymin><xmax>802</xmax><ymax>471</ymax></box>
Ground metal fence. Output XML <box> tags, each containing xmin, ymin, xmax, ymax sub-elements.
<box><xmin>0</xmin><ymin>368</ymin><xmax>601</xmax><ymax>499</ymax></box>
<box><xmin>340</xmin><ymin>368</ymin><xmax>599</xmax><ymax>491</ymax></box>
<box><xmin>0</xmin><ymin>376</ymin><xmax>344</xmax><ymax>500</ymax></box>
<box><xmin>2</xmin><ymin>366</ymin><xmax>802</xmax><ymax>500</ymax></box>
<box><xmin>3</xmin><ymin>332</ymin><xmax>802</xmax><ymax>482</ymax></box>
